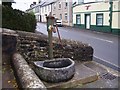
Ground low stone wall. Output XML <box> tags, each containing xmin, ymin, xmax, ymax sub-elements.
<box><xmin>17</xmin><ymin>32</ymin><xmax>93</xmax><ymax>63</ymax></box>
<box><xmin>12</xmin><ymin>53</ymin><xmax>46</xmax><ymax>89</ymax></box>
<box><xmin>2</xmin><ymin>29</ymin><xmax>18</xmax><ymax>54</ymax></box>
<box><xmin>2</xmin><ymin>28</ymin><xmax>93</xmax><ymax>63</ymax></box>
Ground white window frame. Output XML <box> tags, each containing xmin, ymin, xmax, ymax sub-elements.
<box><xmin>96</xmin><ymin>14</ymin><xmax>103</xmax><ymax>26</ymax></box>
<box><xmin>45</xmin><ymin>6</ymin><xmax>47</xmax><ymax>12</ymax></box>
<box><xmin>54</xmin><ymin>3</ymin><xmax>56</xmax><ymax>9</ymax></box>
<box><xmin>48</xmin><ymin>5</ymin><xmax>50</xmax><ymax>11</ymax></box>
<box><xmin>60</xmin><ymin>14</ymin><xmax>62</xmax><ymax>19</ymax></box>
<box><xmin>76</xmin><ymin>14</ymin><xmax>81</xmax><ymax>24</ymax></box>
<box><xmin>65</xmin><ymin>2</ymin><xmax>68</xmax><ymax>8</ymax></box>
<box><xmin>65</xmin><ymin>13</ymin><xmax>68</xmax><ymax>21</ymax></box>
<box><xmin>42</xmin><ymin>7</ymin><xmax>44</xmax><ymax>13</ymax></box>
<box><xmin>59</xmin><ymin>2</ymin><xmax>61</xmax><ymax>9</ymax></box>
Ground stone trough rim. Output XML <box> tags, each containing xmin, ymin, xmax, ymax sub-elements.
<box><xmin>34</xmin><ymin>58</ymin><xmax>75</xmax><ymax>70</ymax></box>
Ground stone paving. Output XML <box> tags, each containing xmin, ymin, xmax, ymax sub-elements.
<box><xmin>74</xmin><ymin>61</ymin><xmax>120</xmax><ymax>88</ymax></box>
<box><xmin>43</xmin><ymin>61</ymin><xmax>120</xmax><ymax>89</ymax></box>
<box><xmin>2</xmin><ymin>53</ymin><xmax>19</xmax><ymax>89</ymax></box>
<box><xmin>43</xmin><ymin>61</ymin><xmax>98</xmax><ymax>88</ymax></box>
<box><xmin>1</xmin><ymin>53</ymin><xmax>120</xmax><ymax>89</ymax></box>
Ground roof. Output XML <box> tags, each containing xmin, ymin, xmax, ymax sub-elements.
<box><xmin>41</xmin><ymin>0</ymin><xmax>57</xmax><ymax>7</ymax></box>
<box><xmin>26</xmin><ymin>0</ymin><xmax>57</xmax><ymax>12</ymax></box>
<box><xmin>2</xmin><ymin>0</ymin><xmax>15</xmax><ymax>3</ymax></box>
<box><xmin>26</xmin><ymin>1</ymin><xmax>45</xmax><ymax>11</ymax></box>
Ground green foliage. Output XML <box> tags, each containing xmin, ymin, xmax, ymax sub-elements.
<box><xmin>2</xmin><ymin>2</ymin><xmax>12</xmax><ymax>7</ymax></box>
<box><xmin>2</xmin><ymin>5</ymin><xmax>36</xmax><ymax>32</ymax></box>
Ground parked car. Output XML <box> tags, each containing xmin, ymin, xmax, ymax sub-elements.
<box><xmin>56</xmin><ymin>19</ymin><xmax>62</xmax><ymax>27</ymax></box>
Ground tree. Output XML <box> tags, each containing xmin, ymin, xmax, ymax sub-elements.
<box><xmin>2</xmin><ymin>0</ymin><xmax>15</xmax><ymax>7</ymax></box>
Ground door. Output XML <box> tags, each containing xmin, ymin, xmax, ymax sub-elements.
<box><xmin>85</xmin><ymin>14</ymin><xmax>90</xmax><ymax>29</ymax></box>
<box><xmin>40</xmin><ymin>15</ymin><xmax>41</xmax><ymax>22</ymax></box>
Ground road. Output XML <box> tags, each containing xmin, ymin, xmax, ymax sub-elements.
<box><xmin>36</xmin><ymin>23</ymin><xmax>120</xmax><ymax>71</ymax></box>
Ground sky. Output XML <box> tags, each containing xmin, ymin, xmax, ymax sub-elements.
<box><xmin>12</xmin><ymin>0</ymin><xmax>39</xmax><ymax>11</ymax></box>
<box><xmin>12</xmin><ymin>0</ymin><xmax>95</xmax><ymax>11</ymax></box>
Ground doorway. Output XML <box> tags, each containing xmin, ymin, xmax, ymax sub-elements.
<box><xmin>85</xmin><ymin>14</ymin><xmax>90</xmax><ymax>29</ymax></box>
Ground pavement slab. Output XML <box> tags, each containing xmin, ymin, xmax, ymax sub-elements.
<box><xmin>43</xmin><ymin>62</ymin><xmax>98</xmax><ymax>88</ymax></box>
<box><xmin>2</xmin><ymin>53</ymin><xmax>19</xmax><ymax>89</ymax></box>
<box><xmin>75</xmin><ymin>61</ymin><xmax>120</xmax><ymax>88</ymax></box>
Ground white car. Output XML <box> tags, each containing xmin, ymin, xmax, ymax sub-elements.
<box><xmin>56</xmin><ymin>19</ymin><xmax>62</xmax><ymax>27</ymax></box>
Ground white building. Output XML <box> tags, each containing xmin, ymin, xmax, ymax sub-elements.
<box><xmin>26</xmin><ymin>0</ymin><xmax>73</xmax><ymax>26</ymax></box>
<box><xmin>40</xmin><ymin>1</ymin><xmax>54</xmax><ymax>22</ymax></box>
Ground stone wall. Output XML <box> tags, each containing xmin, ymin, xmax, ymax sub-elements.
<box><xmin>2</xmin><ymin>29</ymin><xmax>18</xmax><ymax>55</ymax></box>
<box><xmin>2</xmin><ymin>28</ymin><xmax>93</xmax><ymax>63</ymax></box>
<box><xmin>12</xmin><ymin>53</ymin><xmax>46</xmax><ymax>89</ymax></box>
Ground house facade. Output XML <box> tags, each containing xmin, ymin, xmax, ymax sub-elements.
<box><xmin>40</xmin><ymin>2</ymin><xmax>53</xmax><ymax>22</ymax></box>
<box><xmin>26</xmin><ymin>0</ymin><xmax>73</xmax><ymax>26</ymax></box>
<box><xmin>73</xmin><ymin>0</ymin><xmax>120</xmax><ymax>34</ymax></box>
<box><xmin>26</xmin><ymin>2</ymin><xmax>45</xmax><ymax>22</ymax></box>
<box><xmin>52</xmin><ymin>0</ymin><xmax>73</xmax><ymax>26</ymax></box>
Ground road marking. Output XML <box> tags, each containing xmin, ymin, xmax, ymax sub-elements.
<box><xmin>94</xmin><ymin>55</ymin><xmax>119</xmax><ymax>68</ymax></box>
<box><xmin>64</xmin><ymin>30</ymin><xmax>68</xmax><ymax>32</ymax></box>
<box><xmin>93</xmin><ymin>37</ymin><xmax>113</xmax><ymax>43</ymax></box>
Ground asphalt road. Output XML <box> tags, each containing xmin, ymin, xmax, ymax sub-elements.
<box><xmin>36</xmin><ymin>23</ymin><xmax>120</xmax><ymax>71</ymax></box>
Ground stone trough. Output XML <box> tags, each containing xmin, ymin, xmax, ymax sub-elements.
<box><xmin>34</xmin><ymin>58</ymin><xmax>75</xmax><ymax>83</ymax></box>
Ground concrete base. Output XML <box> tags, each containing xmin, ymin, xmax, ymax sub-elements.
<box><xmin>43</xmin><ymin>62</ymin><xmax>98</xmax><ymax>88</ymax></box>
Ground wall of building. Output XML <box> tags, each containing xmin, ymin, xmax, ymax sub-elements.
<box><xmin>73</xmin><ymin>1</ymin><xmax>110</xmax><ymax>13</ymax></box>
<box><xmin>52</xmin><ymin>0</ymin><xmax>73</xmax><ymax>26</ymax></box>
<box><xmin>73</xmin><ymin>1</ymin><xmax>120</xmax><ymax>34</ymax></box>
<box><xmin>40</xmin><ymin>4</ymin><xmax>52</xmax><ymax>22</ymax></box>
<box><xmin>112</xmin><ymin>0</ymin><xmax>120</xmax><ymax>34</ymax></box>
<box><xmin>26</xmin><ymin>0</ymin><xmax>73</xmax><ymax>26</ymax></box>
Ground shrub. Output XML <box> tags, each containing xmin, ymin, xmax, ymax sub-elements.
<box><xmin>2</xmin><ymin>5</ymin><xmax>36</xmax><ymax>32</ymax></box>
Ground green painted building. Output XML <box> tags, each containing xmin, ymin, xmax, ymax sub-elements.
<box><xmin>73</xmin><ymin>0</ymin><xmax>120</xmax><ymax>35</ymax></box>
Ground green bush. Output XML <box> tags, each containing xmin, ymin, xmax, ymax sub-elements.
<box><xmin>2</xmin><ymin>5</ymin><xmax>36</xmax><ymax>32</ymax></box>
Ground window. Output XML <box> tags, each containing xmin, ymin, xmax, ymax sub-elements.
<box><xmin>48</xmin><ymin>5</ymin><xmax>50</xmax><ymax>11</ymax></box>
<box><xmin>45</xmin><ymin>14</ymin><xmax>47</xmax><ymax>17</ymax></box>
<box><xmin>42</xmin><ymin>7</ymin><xmax>44</xmax><ymax>13</ymax></box>
<box><xmin>43</xmin><ymin>7</ymin><xmax>45</xmax><ymax>13</ymax></box>
<box><xmin>60</xmin><ymin>14</ymin><xmax>62</xmax><ymax>19</ymax></box>
<box><xmin>59</xmin><ymin>2</ymin><xmax>61</xmax><ymax>8</ymax></box>
<box><xmin>36</xmin><ymin>15</ymin><xmax>39</xmax><ymax>21</ymax></box>
<box><xmin>45</xmin><ymin>6</ymin><xmax>47</xmax><ymax>12</ymax></box>
<box><xmin>65</xmin><ymin>2</ymin><xmax>68</xmax><ymax>8</ymax></box>
<box><xmin>53</xmin><ymin>14</ymin><xmax>56</xmax><ymax>17</ymax></box>
<box><xmin>65</xmin><ymin>13</ymin><xmax>67</xmax><ymax>21</ymax></box>
<box><xmin>35</xmin><ymin>6</ymin><xmax>39</xmax><ymax>13</ymax></box>
<box><xmin>96</xmin><ymin>14</ymin><xmax>103</xmax><ymax>26</ymax></box>
<box><xmin>76</xmin><ymin>14</ymin><xmax>81</xmax><ymax>24</ymax></box>
<box><xmin>54</xmin><ymin>3</ymin><xmax>56</xmax><ymax>9</ymax></box>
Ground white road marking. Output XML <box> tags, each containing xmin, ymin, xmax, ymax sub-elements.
<box><xmin>94</xmin><ymin>55</ymin><xmax>118</xmax><ymax>68</ymax></box>
<box><xmin>64</xmin><ymin>30</ymin><xmax>68</xmax><ymax>32</ymax></box>
<box><xmin>93</xmin><ymin>37</ymin><xmax>113</xmax><ymax>43</ymax></box>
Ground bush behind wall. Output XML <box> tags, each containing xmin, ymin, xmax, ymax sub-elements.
<box><xmin>2</xmin><ymin>6</ymin><xmax>36</xmax><ymax>32</ymax></box>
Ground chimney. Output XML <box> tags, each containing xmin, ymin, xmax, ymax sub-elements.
<box><xmin>33</xmin><ymin>2</ymin><xmax>36</xmax><ymax>5</ymax></box>
<box><xmin>38</xmin><ymin>0</ymin><xmax>41</xmax><ymax>3</ymax></box>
